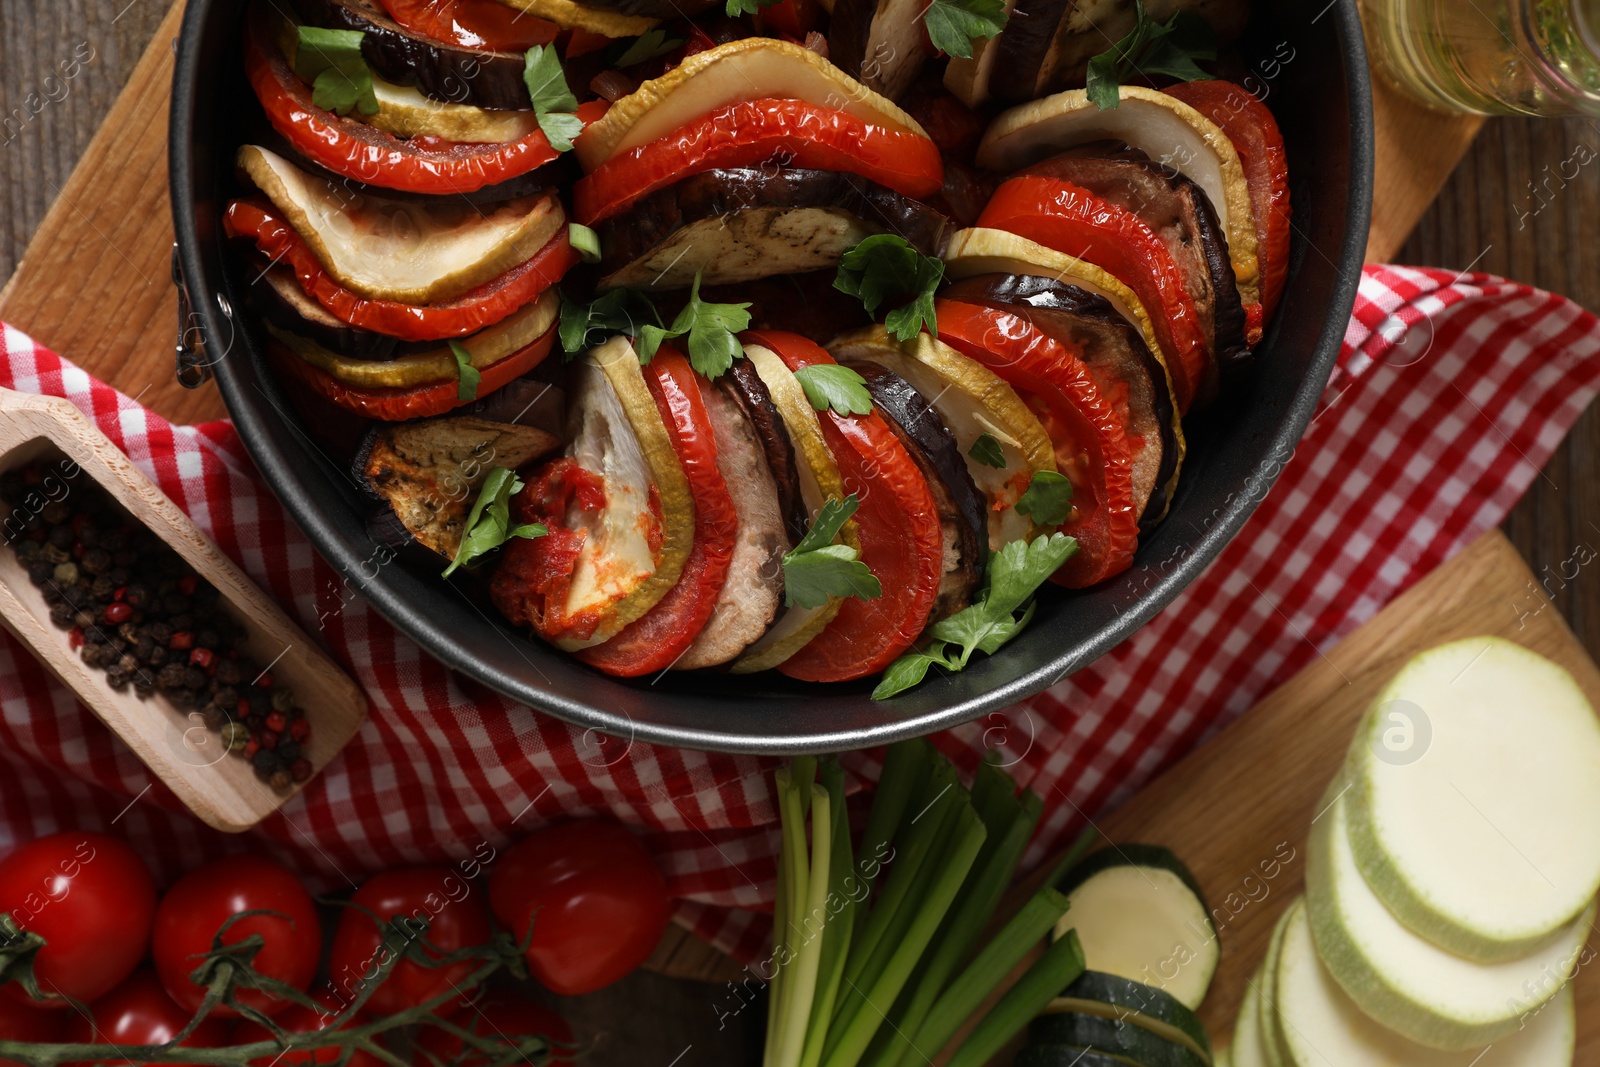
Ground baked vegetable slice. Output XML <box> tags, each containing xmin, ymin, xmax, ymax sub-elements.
<box><xmin>1054</xmin><ymin>846</ymin><xmax>1218</xmax><ymax>1010</ymax></box>
<box><xmin>1029</xmin><ymin>1012</ymin><xmax>1207</xmax><ymax>1067</ymax></box>
<box><xmin>575</xmin><ymin>37</ymin><xmax>931</xmax><ymax>170</ymax></box>
<box><xmin>675</xmin><ymin>378</ymin><xmax>789</xmax><ymax>670</ymax></box>
<box><xmin>595</xmin><ymin>168</ymin><xmax>946</xmax><ymax>291</ymax></box>
<box><xmin>829</xmin><ymin>325</ymin><xmax>1057</xmax><ymax>551</ymax></box>
<box><xmin>851</xmin><ymin>360</ymin><xmax>987</xmax><ymax>619</ymax></box>
<box><xmin>489</xmin><ymin>335</ymin><xmax>694</xmax><ymax>650</ymax></box>
<box><xmin>976</xmin><ymin>86</ymin><xmax>1259</xmax><ymax>308</ymax></box>
<box><xmin>1305</xmin><ymin>788</ymin><xmax>1593</xmax><ymax>1050</ymax></box>
<box><xmin>1228</xmin><ymin>966</ymin><xmax>1270</xmax><ymax>1067</ymax></box>
<box><xmin>577</xmin><ymin>348</ymin><xmax>739</xmax><ymax>677</ymax></box>
<box><xmin>1021</xmin><ymin>149</ymin><xmax>1247</xmax><ymax>393</ymax></box>
<box><xmin>355</xmin><ymin>416</ymin><xmax>560</xmax><ymax>561</ymax></box>
<box><xmin>1276</xmin><ymin>897</ymin><xmax>1577</xmax><ymax>1067</ymax></box>
<box><xmin>749</xmin><ymin>331</ymin><xmax>943</xmax><ymax>683</ymax></box>
<box><xmin>935</xmin><ymin>299</ymin><xmax>1139</xmax><ymax>588</ymax></box>
<box><xmin>1343</xmin><ymin>637</ymin><xmax>1600</xmax><ymax>961</ymax></box>
<box><xmin>245</xmin><ymin>266</ymin><xmax>428</xmax><ymax>360</ymax></box>
<box><xmin>1046</xmin><ymin>971</ymin><xmax>1213</xmax><ymax>1064</ymax></box>
<box><xmin>943</xmin><ymin>272</ymin><xmax>1183</xmax><ymax>528</ymax></box>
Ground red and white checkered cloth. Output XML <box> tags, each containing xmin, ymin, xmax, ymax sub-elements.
<box><xmin>0</xmin><ymin>264</ymin><xmax>1596</xmax><ymax>964</ymax></box>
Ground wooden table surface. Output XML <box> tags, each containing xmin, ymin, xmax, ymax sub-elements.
<box><xmin>2</xmin><ymin>1</ymin><xmax>1598</xmax><ymax>1064</ymax></box>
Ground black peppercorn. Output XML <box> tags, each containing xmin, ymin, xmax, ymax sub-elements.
<box><xmin>41</xmin><ymin>501</ymin><xmax>70</xmax><ymax>525</ymax></box>
<box><xmin>27</xmin><ymin>560</ymin><xmax>53</xmax><ymax>586</ymax></box>
<box><xmin>47</xmin><ymin>525</ymin><xmax>73</xmax><ymax>550</ymax></box>
<box><xmin>275</xmin><ymin>741</ymin><xmax>301</xmax><ymax>764</ymax></box>
<box><xmin>215</xmin><ymin>659</ymin><xmax>242</xmax><ymax>686</ymax></box>
<box><xmin>182</xmin><ymin>667</ymin><xmax>207</xmax><ymax>690</ymax></box>
<box><xmin>14</xmin><ymin>540</ymin><xmax>39</xmax><ymax>563</ymax></box>
<box><xmin>269</xmin><ymin>770</ymin><xmax>292</xmax><ymax>791</ymax></box>
<box><xmin>252</xmin><ymin>749</ymin><xmax>279</xmax><ymax>775</ymax></box>
<box><xmin>156</xmin><ymin>663</ymin><xmax>188</xmax><ymax>690</ymax></box>
<box><xmin>48</xmin><ymin>602</ymin><xmax>74</xmax><ymax>627</ymax></box>
<box><xmin>80</xmin><ymin>548</ymin><xmax>110</xmax><ymax>576</ymax></box>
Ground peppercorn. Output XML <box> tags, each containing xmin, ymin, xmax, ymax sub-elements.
<box><xmin>27</xmin><ymin>560</ymin><xmax>53</xmax><ymax>586</ymax></box>
<box><xmin>147</xmin><ymin>645</ymin><xmax>167</xmax><ymax>668</ymax></box>
<box><xmin>243</xmin><ymin>739</ymin><xmax>260</xmax><ymax>761</ymax></box>
<box><xmin>39</xmin><ymin>543</ymin><xmax>69</xmax><ymax>566</ymax></box>
<box><xmin>220</xmin><ymin>722</ymin><xmax>250</xmax><ymax>752</ymax></box>
<box><xmin>41</xmin><ymin>501</ymin><xmax>70</xmax><ymax>525</ymax></box>
<box><xmin>105</xmin><ymin>668</ymin><xmax>130</xmax><ymax>691</ymax></box>
<box><xmin>112</xmin><ymin>549</ymin><xmax>138</xmax><ymax>568</ymax></box>
<box><xmin>189</xmin><ymin>647</ymin><xmax>215</xmax><ymax>669</ymax></box>
<box><xmin>251</xmin><ymin>749</ymin><xmax>279</xmax><ymax>776</ymax></box>
<box><xmin>102</xmin><ymin>602</ymin><xmax>132</xmax><ymax>625</ymax></box>
<box><xmin>275</xmin><ymin>741</ymin><xmax>301</xmax><ymax>765</ymax></box>
<box><xmin>181</xmin><ymin>666</ymin><xmax>207</xmax><ymax>690</ymax></box>
<box><xmin>123</xmin><ymin>584</ymin><xmax>150</xmax><ymax>609</ymax></box>
<box><xmin>289</xmin><ymin>718</ymin><xmax>311</xmax><ymax>743</ymax></box>
<box><xmin>269</xmin><ymin>770</ymin><xmax>292</xmax><ymax>792</ymax></box>
<box><xmin>156</xmin><ymin>663</ymin><xmax>188</xmax><ymax>690</ymax></box>
<box><xmin>264</xmin><ymin>710</ymin><xmax>287</xmax><ymax>734</ymax></box>
<box><xmin>90</xmin><ymin>575</ymin><xmax>114</xmax><ymax>600</ymax></box>
<box><xmin>169</xmin><ymin>631</ymin><xmax>194</xmax><ymax>651</ymax></box>
<box><xmin>14</xmin><ymin>540</ymin><xmax>38</xmax><ymax>563</ymax></box>
<box><xmin>259</xmin><ymin>731</ymin><xmax>279</xmax><ymax>751</ymax></box>
<box><xmin>133</xmin><ymin>671</ymin><xmax>155</xmax><ymax>697</ymax></box>
<box><xmin>47</xmin><ymin>525</ymin><xmax>73</xmax><ymax>550</ymax></box>
<box><xmin>199</xmin><ymin>704</ymin><xmax>227</xmax><ymax>730</ymax></box>
<box><xmin>106</xmin><ymin>566</ymin><xmax>130</xmax><ymax>587</ymax></box>
<box><xmin>289</xmin><ymin>759</ymin><xmax>313</xmax><ymax>783</ymax></box>
<box><xmin>246</xmin><ymin>690</ymin><xmax>271</xmax><ymax>714</ymax></box>
<box><xmin>215</xmin><ymin>659</ymin><xmax>242</xmax><ymax>686</ymax></box>
<box><xmin>49</xmin><ymin>602</ymin><xmax>75</xmax><ymax>627</ymax></box>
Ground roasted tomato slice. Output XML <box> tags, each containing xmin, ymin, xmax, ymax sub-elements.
<box><xmin>935</xmin><ymin>300</ymin><xmax>1139</xmax><ymax>588</ymax></box>
<box><xmin>577</xmin><ymin>349</ymin><xmax>739</xmax><ymax>677</ymax></box>
<box><xmin>572</xmin><ymin>99</ymin><xmax>945</xmax><ymax>225</ymax></box>
<box><xmin>265</xmin><ymin>326</ymin><xmax>556</xmax><ymax>420</ymax></box>
<box><xmin>376</xmin><ymin>0</ymin><xmax>559</xmax><ymax>50</ymax></box>
<box><xmin>978</xmin><ymin>175</ymin><xmax>1211</xmax><ymax>414</ymax></box>
<box><xmin>743</xmin><ymin>331</ymin><xmax>943</xmax><ymax>683</ymax></box>
<box><xmin>1164</xmin><ymin>81</ymin><xmax>1291</xmax><ymax>336</ymax></box>
<box><xmin>243</xmin><ymin>12</ymin><xmax>602</xmax><ymax>195</ymax></box>
<box><xmin>225</xmin><ymin>200</ymin><xmax>578</xmax><ymax>341</ymax></box>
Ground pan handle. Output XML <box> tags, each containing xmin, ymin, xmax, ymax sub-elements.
<box><xmin>172</xmin><ymin>243</ymin><xmax>210</xmax><ymax>389</ymax></box>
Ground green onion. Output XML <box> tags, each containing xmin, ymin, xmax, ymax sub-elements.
<box><xmin>773</xmin><ymin>779</ymin><xmax>832</xmax><ymax>1067</ymax></box>
<box><xmin>799</xmin><ymin>760</ymin><xmax>855</xmax><ymax>1067</ymax></box>
<box><xmin>822</xmin><ymin>799</ymin><xmax>988</xmax><ymax>1067</ymax></box>
<box><xmin>568</xmin><ymin>223</ymin><xmax>602</xmax><ymax>263</ymax></box>
<box><xmin>854</xmin><ymin>740</ymin><xmax>931</xmax><ymax>902</ymax></box>
<box><xmin>943</xmin><ymin>929</ymin><xmax>1087</xmax><ymax>1067</ymax></box>
<box><xmin>904</xmin><ymin>883</ymin><xmax>1072</xmax><ymax>1059</ymax></box>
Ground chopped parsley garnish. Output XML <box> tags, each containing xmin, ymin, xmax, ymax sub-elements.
<box><xmin>447</xmin><ymin>341</ymin><xmax>481</xmax><ymax>402</ymax></box>
<box><xmin>558</xmin><ymin>287</ymin><xmax>662</xmax><ymax>358</ymax></box>
<box><xmin>295</xmin><ymin>27</ymin><xmax>377</xmax><ymax>116</ymax></box>
<box><xmin>968</xmin><ymin>433</ymin><xmax>1007</xmax><ymax>469</ymax></box>
<box><xmin>873</xmin><ymin>533</ymin><xmax>1078</xmax><ymax>699</ymax></box>
<box><xmin>784</xmin><ymin>496</ymin><xmax>882</xmax><ymax>609</ymax></box>
<box><xmin>1014</xmin><ymin>470</ymin><xmax>1074</xmax><ymax>527</ymax></box>
<box><xmin>636</xmin><ymin>272</ymin><xmax>752</xmax><ymax>379</ymax></box>
<box><xmin>442</xmin><ymin>468</ymin><xmax>546</xmax><ymax>579</ymax></box>
<box><xmin>523</xmin><ymin>45</ymin><xmax>585</xmax><ymax>152</ymax></box>
<box><xmin>834</xmin><ymin>235</ymin><xmax>945</xmax><ymax>342</ymax></box>
<box><xmin>794</xmin><ymin>364</ymin><xmax>873</xmax><ymax>417</ymax></box>
<box><xmin>1085</xmin><ymin>0</ymin><xmax>1217</xmax><ymax>110</ymax></box>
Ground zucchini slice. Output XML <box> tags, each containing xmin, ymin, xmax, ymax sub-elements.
<box><xmin>1055</xmin><ymin>846</ymin><xmax>1219</xmax><ymax>1011</ymax></box>
<box><xmin>1029</xmin><ymin>1012</ymin><xmax>1207</xmax><ymax>1067</ymax></box>
<box><xmin>237</xmin><ymin>145</ymin><xmax>565</xmax><ymax>305</ymax></box>
<box><xmin>1345</xmin><ymin>637</ymin><xmax>1600</xmax><ymax>961</ymax></box>
<box><xmin>1306</xmin><ymin>788</ymin><xmax>1592</xmax><ymax>1051</ymax></box>
<box><xmin>1015</xmin><ymin>1048</ymin><xmax>1147</xmax><ymax>1067</ymax></box>
<box><xmin>1228</xmin><ymin>969</ymin><xmax>1269</xmax><ymax>1067</ymax></box>
<box><xmin>1046</xmin><ymin>971</ymin><xmax>1213</xmax><ymax>1065</ymax></box>
<box><xmin>1257</xmin><ymin>902</ymin><xmax>1295</xmax><ymax>1067</ymax></box>
<box><xmin>1278</xmin><ymin>896</ymin><xmax>1577</xmax><ymax>1066</ymax></box>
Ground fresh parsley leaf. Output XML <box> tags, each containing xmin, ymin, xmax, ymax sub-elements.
<box><xmin>968</xmin><ymin>432</ymin><xmax>1007</xmax><ymax>468</ymax></box>
<box><xmin>782</xmin><ymin>495</ymin><xmax>882</xmax><ymax>609</ymax></box>
<box><xmin>834</xmin><ymin>235</ymin><xmax>945</xmax><ymax>342</ymax></box>
<box><xmin>1084</xmin><ymin>0</ymin><xmax>1217</xmax><ymax>110</ymax></box>
<box><xmin>296</xmin><ymin>27</ymin><xmax>377</xmax><ymax>116</ymax></box>
<box><xmin>871</xmin><ymin>647</ymin><xmax>957</xmax><ymax>700</ymax></box>
<box><xmin>612</xmin><ymin>28</ymin><xmax>683</xmax><ymax>68</ymax></box>
<box><xmin>558</xmin><ymin>287</ymin><xmax>661</xmax><ymax>357</ymax></box>
<box><xmin>794</xmin><ymin>364</ymin><xmax>873</xmax><ymax>417</ymax></box>
<box><xmin>725</xmin><ymin>0</ymin><xmax>779</xmax><ymax>16</ymax></box>
<box><xmin>442</xmin><ymin>468</ymin><xmax>546</xmax><ymax>578</ymax></box>
<box><xmin>1014</xmin><ymin>470</ymin><xmax>1074</xmax><ymax>526</ymax></box>
<box><xmin>448</xmin><ymin>341</ymin><xmax>481</xmax><ymax>402</ymax></box>
<box><xmin>634</xmin><ymin>273</ymin><xmax>751</xmax><ymax>378</ymax></box>
<box><xmin>873</xmin><ymin>532</ymin><xmax>1076</xmax><ymax>699</ymax></box>
<box><xmin>922</xmin><ymin>0</ymin><xmax>1008</xmax><ymax>60</ymax></box>
<box><xmin>523</xmin><ymin>45</ymin><xmax>583</xmax><ymax>152</ymax></box>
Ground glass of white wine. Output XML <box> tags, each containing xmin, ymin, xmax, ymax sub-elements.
<box><xmin>1362</xmin><ymin>0</ymin><xmax>1600</xmax><ymax>115</ymax></box>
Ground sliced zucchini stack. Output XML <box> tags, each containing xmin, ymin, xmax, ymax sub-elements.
<box><xmin>1226</xmin><ymin>637</ymin><xmax>1599</xmax><ymax>1065</ymax></box>
<box><xmin>1047</xmin><ymin>971</ymin><xmax>1214</xmax><ymax>1065</ymax></box>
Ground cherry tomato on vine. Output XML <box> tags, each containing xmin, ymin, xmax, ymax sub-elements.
<box><xmin>487</xmin><ymin>821</ymin><xmax>672</xmax><ymax>996</ymax></box>
<box><xmin>65</xmin><ymin>969</ymin><xmax>230</xmax><ymax>1067</ymax></box>
<box><xmin>231</xmin><ymin>996</ymin><xmax>385</xmax><ymax>1067</ymax></box>
<box><xmin>0</xmin><ymin>996</ymin><xmax>62</xmax><ymax>1067</ymax></box>
<box><xmin>327</xmin><ymin>867</ymin><xmax>493</xmax><ymax>1016</ymax></box>
<box><xmin>151</xmin><ymin>855</ymin><xmax>321</xmax><ymax>1018</ymax></box>
<box><xmin>414</xmin><ymin>992</ymin><xmax>574</xmax><ymax>1066</ymax></box>
<box><xmin>0</xmin><ymin>831</ymin><xmax>155</xmax><ymax>1008</ymax></box>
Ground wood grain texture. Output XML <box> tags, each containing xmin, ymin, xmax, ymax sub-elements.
<box><xmin>0</xmin><ymin>387</ymin><xmax>369</xmax><ymax>831</ymax></box>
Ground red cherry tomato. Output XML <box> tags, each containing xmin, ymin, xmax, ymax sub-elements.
<box><xmin>575</xmin><ymin>348</ymin><xmax>740</xmax><ymax>677</ymax></box>
<box><xmin>415</xmin><ymin>992</ymin><xmax>575</xmax><ymax>1066</ymax></box>
<box><xmin>327</xmin><ymin>867</ymin><xmax>493</xmax><ymax>1017</ymax></box>
<box><xmin>66</xmin><ymin>970</ymin><xmax>231</xmax><ymax>1067</ymax></box>
<box><xmin>488</xmin><ymin>821</ymin><xmax>672</xmax><ymax>995</ymax></box>
<box><xmin>572</xmin><ymin>99</ymin><xmax>944</xmax><ymax>225</ymax></box>
<box><xmin>0</xmin><ymin>832</ymin><xmax>155</xmax><ymax>1008</ymax></box>
<box><xmin>231</xmin><ymin>995</ymin><xmax>385</xmax><ymax>1067</ymax></box>
<box><xmin>151</xmin><ymin>856</ymin><xmax>321</xmax><ymax>1019</ymax></box>
<box><xmin>0</xmin><ymin>996</ymin><xmax>63</xmax><ymax>1067</ymax></box>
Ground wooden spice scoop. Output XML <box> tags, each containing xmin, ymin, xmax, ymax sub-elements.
<box><xmin>0</xmin><ymin>387</ymin><xmax>367</xmax><ymax>832</ymax></box>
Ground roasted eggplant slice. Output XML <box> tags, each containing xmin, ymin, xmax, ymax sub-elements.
<box><xmin>829</xmin><ymin>325</ymin><xmax>1057</xmax><ymax>550</ymax></box>
<box><xmin>676</xmin><ymin>383</ymin><xmax>789</xmax><ymax>670</ymax></box>
<box><xmin>849</xmin><ymin>362</ymin><xmax>986</xmax><ymax>618</ymax></box>
<box><xmin>828</xmin><ymin>0</ymin><xmax>931</xmax><ymax>100</ymax></box>
<box><xmin>596</xmin><ymin>168</ymin><xmax>948</xmax><ymax>290</ymax></box>
<box><xmin>245</xmin><ymin>265</ymin><xmax>427</xmax><ymax>361</ymax></box>
<box><xmin>986</xmin><ymin>0</ymin><xmax>1073</xmax><ymax>103</ymax></box>
<box><xmin>1022</xmin><ymin>149</ymin><xmax>1248</xmax><ymax>394</ymax></box>
<box><xmin>698</xmin><ymin>271</ymin><xmax>873</xmax><ymax>348</ymax></box>
<box><xmin>288</xmin><ymin>0</ymin><xmax>534</xmax><ymax>110</ymax></box>
<box><xmin>721</xmin><ymin>357</ymin><xmax>810</xmax><ymax>546</ymax></box>
<box><xmin>945</xmin><ymin>273</ymin><xmax>1182</xmax><ymax>528</ymax></box>
<box><xmin>356</xmin><ymin>416</ymin><xmax>561</xmax><ymax>560</ymax></box>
